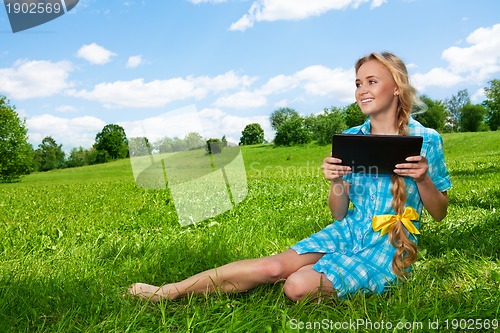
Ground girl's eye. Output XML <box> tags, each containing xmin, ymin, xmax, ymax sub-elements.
<box><xmin>369</xmin><ymin>80</ymin><xmax>377</xmax><ymax>84</ymax></box>
<box><xmin>355</xmin><ymin>83</ymin><xmax>361</xmax><ymax>88</ymax></box>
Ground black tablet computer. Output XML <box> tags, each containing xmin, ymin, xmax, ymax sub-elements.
<box><xmin>332</xmin><ymin>134</ymin><xmax>423</xmax><ymax>174</ymax></box>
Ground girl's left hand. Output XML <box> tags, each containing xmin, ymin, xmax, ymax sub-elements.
<box><xmin>394</xmin><ymin>155</ymin><xmax>429</xmax><ymax>183</ymax></box>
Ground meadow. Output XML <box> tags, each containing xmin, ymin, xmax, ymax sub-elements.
<box><xmin>0</xmin><ymin>131</ymin><xmax>499</xmax><ymax>332</ymax></box>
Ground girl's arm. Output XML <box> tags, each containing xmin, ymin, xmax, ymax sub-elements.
<box><xmin>328</xmin><ymin>180</ymin><xmax>351</xmax><ymax>220</ymax></box>
<box><xmin>395</xmin><ymin>156</ymin><xmax>449</xmax><ymax>221</ymax></box>
<box><xmin>415</xmin><ymin>175</ymin><xmax>448</xmax><ymax>221</ymax></box>
<box><xmin>322</xmin><ymin>155</ymin><xmax>351</xmax><ymax>220</ymax></box>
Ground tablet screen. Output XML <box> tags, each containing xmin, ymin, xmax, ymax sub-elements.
<box><xmin>332</xmin><ymin>134</ymin><xmax>423</xmax><ymax>174</ymax></box>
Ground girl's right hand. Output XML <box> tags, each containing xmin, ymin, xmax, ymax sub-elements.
<box><xmin>322</xmin><ymin>154</ymin><xmax>352</xmax><ymax>182</ymax></box>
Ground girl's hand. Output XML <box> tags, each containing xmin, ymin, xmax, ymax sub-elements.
<box><xmin>394</xmin><ymin>155</ymin><xmax>429</xmax><ymax>182</ymax></box>
<box><xmin>322</xmin><ymin>154</ymin><xmax>352</xmax><ymax>182</ymax></box>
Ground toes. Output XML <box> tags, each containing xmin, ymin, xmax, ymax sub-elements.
<box><xmin>127</xmin><ymin>283</ymin><xmax>164</xmax><ymax>302</ymax></box>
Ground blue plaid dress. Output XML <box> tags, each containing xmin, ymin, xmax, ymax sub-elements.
<box><xmin>291</xmin><ymin>118</ymin><xmax>452</xmax><ymax>298</ymax></box>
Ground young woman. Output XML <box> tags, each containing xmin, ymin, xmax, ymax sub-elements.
<box><xmin>128</xmin><ymin>52</ymin><xmax>451</xmax><ymax>301</ymax></box>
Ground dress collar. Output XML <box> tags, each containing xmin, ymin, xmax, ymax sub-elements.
<box><xmin>359</xmin><ymin>118</ymin><xmax>371</xmax><ymax>134</ymax></box>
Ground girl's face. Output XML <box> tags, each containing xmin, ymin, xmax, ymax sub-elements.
<box><xmin>355</xmin><ymin>60</ymin><xmax>400</xmax><ymax>117</ymax></box>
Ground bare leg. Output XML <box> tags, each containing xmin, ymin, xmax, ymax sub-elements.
<box><xmin>128</xmin><ymin>249</ymin><xmax>324</xmax><ymax>301</ymax></box>
<box><xmin>283</xmin><ymin>264</ymin><xmax>335</xmax><ymax>302</ymax></box>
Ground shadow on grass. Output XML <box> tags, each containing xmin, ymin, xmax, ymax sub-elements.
<box><xmin>448</xmin><ymin>188</ymin><xmax>500</xmax><ymax>210</ymax></box>
<box><xmin>0</xmin><ymin>272</ymin><xmax>121</xmax><ymax>332</ymax></box>
<box><xmin>420</xmin><ymin>213</ymin><xmax>499</xmax><ymax>260</ymax></box>
<box><xmin>449</xmin><ymin>164</ymin><xmax>500</xmax><ymax>178</ymax></box>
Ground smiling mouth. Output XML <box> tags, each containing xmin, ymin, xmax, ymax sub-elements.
<box><xmin>361</xmin><ymin>98</ymin><xmax>374</xmax><ymax>103</ymax></box>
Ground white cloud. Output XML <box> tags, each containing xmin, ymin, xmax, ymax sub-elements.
<box><xmin>69</xmin><ymin>71</ymin><xmax>257</xmax><ymax>108</ymax></box>
<box><xmin>370</xmin><ymin>0</ymin><xmax>386</xmax><ymax>9</ymax></box>
<box><xmin>55</xmin><ymin>105</ymin><xmax>79</xmax><ymax>113</ymax></box>
<box><xmin>214</xmin><ymin>91</ymin><xmax>268</xmax><ymax>108</ymax></box>
<box><xmin>230</xmin><ymin>0</ymin><xmax>385</xmax><ymax>31</ymax></box>
<box><xmin>76</xmin><ymin>43</ymin><xmax>117</xmax><ymax>65</ymax></box>
<box><xmin>126</xmin><ymin>55</ymin><xmax>143</xmax><ymax>68</ymax></box>
<box><xmin>26</xmin><ymin>114</ymin><xmax>106</xmax><ymax>150</ymax></box>
<box><xmin>258</xmin><ymin>65</ymin><xmax>354</xmax><ymax>102</ymax></box>
<box><xmin>274</xmin><ymin>99</ymin><xmax>290</xmax><ymax>108</ymax></box>
<box><xmin>411</xmin><ymin>67</ymin><xmax>465</xmax><ymax>92</ymax></box>
<box><xmin>441</xmin><ymin>23</ymin><xmax>500</xmax><ymax>82</ymax></box>
<box><xmin>411</xmin><ymin>23</ymin><xmax>500</xmax><ymax>93</ymax></box>
<box><xmin>120</xmin><ymin>105</ymin><xmax>204</xmax><ymax>141</ymax></box>
<box><xmin>196</xmin><ymin>71</ymin><xmax>257</xmax><ymax>92</ymax></box>
<box><xmin>471</xmin><ymin>88</ymin><xmax>485</xmax><ymax>102</ymax></box>
<box><xmin>0</xmin><ymin>60</ymin><xmax>73</xmax><ymax>99</ymax></box>
<box><xmin>295</xmin><ymin>65</ymin><xmax>354</xmax><ymax>101</ymax></box>
<box><xmin>259</xmin><ymin>74</ymin><xmax>299</xmax><ymax>94</ymax></box>
<box><xmin>197</xmin><ymin>108</ymin><xmax>272</xmax><ymax>143</ymax></box>
<box><xmin>120</xmin><ymin>105</ymin><xmax>272</xmax><ymax>145</ymax></box>
<box><xmin>230</xmin><ymin>13</ymin><xmax>254</xmax><ymax>31</ymax></box>
<box><xmin>213</xmin><ymin>65</ymin><xmax>355</xmax><ymax>108</ymax></box>
<box><xmin>69</xmin><ymin>78</ymin><xmax>205</xmax><ymax>108</ymax></box>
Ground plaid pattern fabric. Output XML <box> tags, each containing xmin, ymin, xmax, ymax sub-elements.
<box><xmin>291</xmin><ymin>118</ymin><xmax>452</xmax><ymax>298</ymax></box>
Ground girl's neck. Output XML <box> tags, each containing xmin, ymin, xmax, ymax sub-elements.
<box><xmin>369</xmin><ymin>113</ymin><xmax>399</xmax><ymax>135</ymax></box>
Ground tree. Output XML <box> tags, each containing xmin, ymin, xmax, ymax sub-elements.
<box><xmin>184</xmin><ymin>132</ymin><xmax>206</xmax><ymax>150</ymax></box>
<box><xmin>0</xmin><ymin>96</ymin><xmax>33</xmax><ymax>182</ymax></box>
<box><xmin>269</xmin><ymin>107</ymin><xmax>299</xmax><ymax>131</ymax></box>
<box><xmin>413</xmin><ymin>95</ymin><xmax>447</xmax><ymax>132</ymax></box>
<box><xmin>460</xmin><ymin>104</ymin><xmax>488</xmax><ymax>132</ymax></box>
<box><xmin>33</xmin><ymin>136</ymin><xmax>66</xmax><ymax>171</ymax></box>
<box><xmin>128</xmin><ymin>137</ymin><xmax>152</xmax><ymax>157</ymax></box>
<box><xmin>94</xmin><ymin>124</ymin><xmax>129</xmax><ymax>163</ymax></box>
<box><xmin>343</xmin><ymin>102</ymin><xmax>367</xmax><ymax>128</ymax></box>
<box><xmin>171</xmin><ymin>137</ymin><xmax>187</xmax><ymax>152</ymax></box>
<box><xmin>445</xmin><ymin>89</ymin><xmax>470</xmax><ymax>132</ymax></box>
<box><xmin>206</xmin><ymin>138</ymin><xmax>223</xmax><ymax>155</ymax></box>
<box><xmin>483</xmin><ymin>79</ymin><xmax>500</xmax><ymax>131</ymax></box>
<box><xmin>155</xmin><ymin>137</ymin><xmax>174</xmax><ymax>153</ymax></box>
<box><xmin>309</xmin><ymin>107</ymin><xmax>347</xmax><ymax>145</ymax></box>
<box><xmin>66</xmin><ymin>146</ymin><xmax>91</xmax><ymax>168</ymax></box>
<box><xmin>221</xmin><ymin>135</ymin><xmax>228</xmax><ymax>147</ymax></box>
<box><xmin>274</xmin><ymin>114</ymin><xmax>311</xmax><ymax>146</ymax></box>
<box><xmin>239</xmin><ymin>123</ymin><xmax>265</xmax><ymax>145</ymax></box>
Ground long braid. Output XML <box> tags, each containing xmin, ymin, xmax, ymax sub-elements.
<box><xmin>388</xmin><ymin>114</ymin><xmax>417</xmax><ymax>278</ymax></box>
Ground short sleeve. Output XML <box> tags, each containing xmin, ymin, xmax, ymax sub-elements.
<box><xmin>422</xmin><ymin>132</ymin><xmax>452</xmax><ymax>192</ymax></box>
<box><xmin>342</xmin><ymin>173</ymin><xmax>352</xmax><ymax>184</ymax></box>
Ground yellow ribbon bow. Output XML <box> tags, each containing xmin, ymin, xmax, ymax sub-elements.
<box><xmin>372</xmin><ymin>206</ymin><xmax>420</xmax><ymax>236</ymax></box>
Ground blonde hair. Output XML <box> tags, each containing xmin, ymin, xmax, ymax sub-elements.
<box><xmin>355</xmin><ymin>52</ymin><xmax>418</xmax><ymax>279</ymax></box>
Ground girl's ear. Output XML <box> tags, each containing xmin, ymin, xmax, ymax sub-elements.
<box><xmin>394</xmin><ymin>87</ymin><xmax>400</xmax><ymax>96</ymax></box>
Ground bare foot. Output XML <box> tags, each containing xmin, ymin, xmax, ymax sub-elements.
<box><xmin>128</xmin><ymin>283</ymin><xmax>169</xmax><ymax>302</ymax></box>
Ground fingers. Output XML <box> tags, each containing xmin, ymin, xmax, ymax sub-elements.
<box><xmin>394</xmin><ymin>156</ymin><xmax>428</xmax><ymax>181</ymax></box>
<box><xmin>403</xmin><ymin>155</ymin><xmax>427</xmax><ymax>163</ymax></box>
<box><xmin>395</xmin><ymin>156</ymin><xmax>426</xmax><ymax>168</ymax></box>
<box><xmin>322</xmin><ymin>157</ymin><xmax>351</xmax><ymax>181</ymax></box>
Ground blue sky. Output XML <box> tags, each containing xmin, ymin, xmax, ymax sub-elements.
<box><xmin>1</xmin><ymin>0</ymin><xmax>499</xmax><ymax>151</ymax></box>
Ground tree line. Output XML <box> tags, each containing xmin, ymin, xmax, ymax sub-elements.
<box><xmin>1</xmin><ymin>79</ymin><xmax>499</xmax><ymax>182</ymax></box>
<box><xmin>0</xmin><ymin>96</ymin><xmax>232</xmax><ymax>182</ymax></box>
<box><xmin>127</xmin><ymin>133</ymin><xmax>230</xmax><ymax>157</ymax></box>
<box><xmin>239</xmin><ymin>80</ymin><xmax>500</xmax><ymax>147</ymax></box>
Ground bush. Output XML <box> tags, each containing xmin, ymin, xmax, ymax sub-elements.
<box><xmin>0</xmin><ymin>96</ymin><xmax>33</xmax><ymax>182</ymax></box>
<box><xmin>274</xmin><ymin>115</ymin><xmax>311</xmax><ymax>146</ymax></box>
<box><xmin>460</xmin><ymin>104</ymin><xmax>488</xmax><ymax>132</ymax></box>
<box><xmin>206</xmin><ymin>138</ymin><xmax>223</xmax><ymax>155</ymax></box>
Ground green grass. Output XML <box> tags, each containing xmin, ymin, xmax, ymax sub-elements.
<box><xmin>0</xmin><ymin>132</ymin><xmax>499</xmax><ymax>332</ymax></box>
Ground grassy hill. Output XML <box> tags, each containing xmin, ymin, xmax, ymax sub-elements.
<box><xmin>0</xmin><ymin>131</ymin><xmax>499</xmax><ymax>332</ymax></box>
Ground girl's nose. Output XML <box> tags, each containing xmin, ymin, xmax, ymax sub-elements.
<box><xmin>358</xmin><ymin>85</ymin><xmax>369</xmax><ymax>95</ymax></box>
